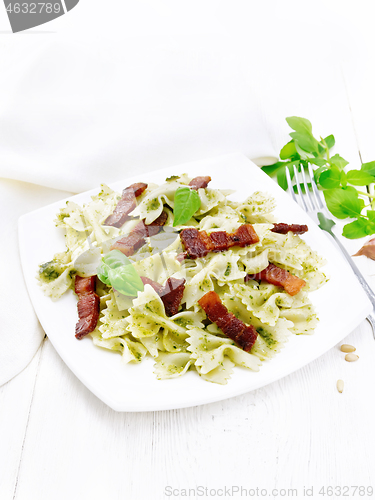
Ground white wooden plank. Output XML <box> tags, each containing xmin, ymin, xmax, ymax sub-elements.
<box><xmin>0</xmin><ymin>343</ymin><xmax>43</xmax><ymax>500</ymax></box>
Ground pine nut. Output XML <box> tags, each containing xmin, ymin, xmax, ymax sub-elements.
<box><xmin>340</xmin><ymin>344</ymin><xmax>356</xmax><ymax>353</ymax></box>
<box><xmin>337</xmin><ymin>380</ymin><xmax>344</xmax><ymax>393</ymax></box>
<box><xmin>345</xmin><ymin>353</ymin><xmax>359</xmax><ymax>362</ymax></box>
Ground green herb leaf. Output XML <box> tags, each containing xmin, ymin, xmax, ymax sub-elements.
<box><xmin>323</xmin><ymin>134</ymin><xmax>335</xmax><ymax>149</ymax></box>
<box><xmin>280</xmin><ymin>141</ymin><xmax>298</xmax><ymax>160</ymax></box>
<box><xmin>173</xmin><ymin>187</ymin><xmax>201</xmax><ymax>226</ymax></box>
<box><xmin>286</xmin><ymin>116</ymin><xmax>313</xmax><ymax>135</ymax></box>
<box><xmin>346</xmin><ymin>170</ymin><xmax>375</xmax><ymax>186</ymax></box>
<box><xmin>319</xmin><ymin>165</ymin><xmax>342</xmax><ymax>189</ymax></box>
<box><xmin>166</xmin><ymin>175</ymin><xmax>180</xmax><ymax>182</ymax></box>
<box><xmin>96</xmin><ymin>250</ymin><xmax>143</xmax><ymax>296</ymax></box>
<box><xmin>340</xmin><ymin>171</ymin><xmax>347</xmax><ymax>188</ymax></box>
<box><xmin>294</xmin><ymin>142</ymin><xmax>312</xmax><ymax>160</ymax></box>
<box><xmin>261</xmin><ymin>161</ymin><xmax>287</xmax><ymax>177</ymax></box>
<box><xmin>293</xmin><ymin>182</ymin><xmax>312</xmax><ymax>195</ymax></box>
<box><xmin>317</xmin><ymin>212</ymin><xmax>335</xmax><ymax>234</ymax></box>
<box><xmin>276</xmin><ymin>161</ymin><xmax>296</xmax><ymax>191</ymax></box>
<box><xmin>314</xmin><ymin>165</ymin><xmax>330</xmax><ymax>184</ymax></box>
<box><xmin>310</xmin><ymin>158</ymin><xmax>328</xmax><ymax>167</ymax></box>
<box><xmin>108</xmin><ymin>266</ymin><xmax>144</xmax><ymax>296</ymax></box>
<box><xmin>361</xmin><ymin>161</ymin><xmax>375</xmax><ymax>176</ymax></box>
<box><xmin>330</xmin><ymin>154</ymin><xmax>349</xmax><ymax>170</ymax></box>
<box><xmin>367</xmin><ymin>210</ymin><xmax>375</xmax><ymax>223</ymax></box>
<box><xmin>342</xmin><ymin>218</ymin><xmax>372</xmax><ymax>239</ymax></box>
<box><xmin>323</xmin><ymin>187</ymin><xmax>364</xmax><ymax>219</ymax></box>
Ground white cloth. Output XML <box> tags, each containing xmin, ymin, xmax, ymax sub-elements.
<box><xmin>0</xmin><ymin>0</ymin><xmax>364</xmax><ymax>385</ymax></box>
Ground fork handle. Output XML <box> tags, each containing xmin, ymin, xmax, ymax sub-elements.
<box><xmin>328</xmin><ymin>231</ymin><xmax>375</xmax><ymax>309</ymax></box>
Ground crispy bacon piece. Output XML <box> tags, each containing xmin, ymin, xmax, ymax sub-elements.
<box><xmin>140</xmin><ymin>276</ymin><xmax>186</xmax><ymax>316</ymax></box>
<box><xmin>271</xmin><ymin>223</ymin><xmax>308</xmax><ymax>235</ymax></box>
<box><xmin>111</xmin><ymin>211</ymin><xmax>168</xmax><ymax>256</ymax></box>
<box><xmin>176</xmin><ymin>252</ymin><xmax>188</xmax><ymax>263</ymax></box>
<box><xmin>140</xmin><ymin>276</ymin><xmax>163</xmax><ymax>295</ymax></box>
<box><xmin>229</xmin><ymin>225</ymin><xmax>259</xmax><ymax>247</ymax></box>
<box><xmin>111</xmin><ymin>232</ymin><xmax>146</xmax><ymax>256</ymax></box>
<box><xmin>74</xmin><ymin>276</ymin><xmax>100</xmax><ymax>339</ymax></box>
<box><xmin>133</xmin><ymin>211</ymin><xmax>168</xmax><ymax>237</ymax></box>
<box><xmin>74</xmin><ymin>275</ymin><xmax>96</xmax><ymax>296</ymax></box>
<box><xmin>198</xmin><ymin>291</ymin><xmax>258</xmax><ymax>352</ymax></box>
<box><xmin>180</xmin><ymin>229</ymin><xmax>213</xmax><ymax>259</ymax></box>
<box><xmin>104</xmin><ymin>182</ymin><xmax>148</xmax><ymax>228</ymax></box>
<box><xmin>189</xmin><ymin>176</ymin><xmax>211</xmax><ymax>190</ymax></box>
<box><xmin>161</xmin><ymin>277</ymin><xmax>186</xmax><ymax>316</ymax></box>
<box><xmin>180</xmin><ymin>225</ymin><xmax>259</xmax><ymax>259</ymax></box>
<box><xmin>246</xmin><ymin>263</ymin><xmax>306</xmax><ymax>296</ymax></box>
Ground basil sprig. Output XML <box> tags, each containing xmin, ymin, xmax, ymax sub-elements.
<box><xmin>173</xmin><ymin>187</ymin><xmax>201</xmax><ymax>227</ymax></box>
<box><xmin>97</xmin><ymin>250</ymin><xmax>144</xmax><ymax>296</ymax></box>
<box><xmin>262</xmin><ymin>116</ymin><xmax>375</xmax><ymax>239</ymax></box>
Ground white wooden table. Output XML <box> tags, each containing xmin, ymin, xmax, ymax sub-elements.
<box><xmin>2</xmin><ymin>16</ymin><xmax>375</xmax><ymax>500</ymax></box>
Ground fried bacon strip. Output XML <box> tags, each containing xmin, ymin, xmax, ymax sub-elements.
<box><xmin>111</xmin><ymin>211</ymin><xmax>168</xmax><ymax>256</ymax></box>
<box><xmin>180</xmin><ymin>225</ymin><xmax>259</xmax><ymax>259</ymax></box>
<box><xmin>271</xmin><ymin>223</ymin><xmax>308</xmax><ymax>235</ymax></box>
<box><xmin>140</xmin><ymin>276</ymin><xmax>186</xmax><ymax>316</ymax></box>
<box><xmin>74</xmin><ymin>276</ymin><xmax>100</xmax><ymax>339</ymax></box>
<box><xmin>246</xmin><ymin>263</ymin><xmax>306</xmax><ymax>296</ymax></box>
<box><xmin>198</xmin><ymin>291</ymin><xmax>258</xmax><ymax>352</ymax></box>
<box><xmin>104</xmin><ymin>182</ymin><xmax>148</xmax><ymax>228</ymax></box>
<box><xmin>189</xmin><ymin>176</ymin><xmax>211</xmax><ymax>190</ymax></box>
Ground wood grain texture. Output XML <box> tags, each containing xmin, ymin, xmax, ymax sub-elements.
<box><xmin>0</xmin><ymin>344</ymin><xmax>43</xmax><ymax>500</ymax></box>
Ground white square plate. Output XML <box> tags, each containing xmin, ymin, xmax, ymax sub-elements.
<box><xmin>19</xmin><ymin>153</ymin><xmax>371</xmax><ymax>411</ymax></box>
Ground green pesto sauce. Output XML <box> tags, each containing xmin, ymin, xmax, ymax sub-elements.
<box><xmin>257</xmin><ymin>327</ymin><xmax>277</xmax><ymax>348</ymax></box>
<box><xmin>39</xmin><ymin>261</ymin><xmax>61</xmax><ymax>282</ymax></box>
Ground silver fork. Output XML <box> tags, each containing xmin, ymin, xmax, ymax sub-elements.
<box><xmin>285</xmin><ymin>163</ymin><xmax>375</xmax><ymax>338</ymax></box>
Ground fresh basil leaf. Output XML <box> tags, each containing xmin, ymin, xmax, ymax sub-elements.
<box><xmin>346</xmin><ymin>169</ymin><xmax>375</xmax><ymax>186</ymax></box>
<box><xmin>290</xmin><ymin>132</ymin><xmax>320</xmax><ymax>154</ymax></box>
<box><xmin>323</xmin><ymin>134</ymin><xmax>335</xmax><ymax>149</ymax></box>
<box><xmin>314</xmin><ymin>165</ymin><xmax>330</xmax><ymax>184</ymax></box>
<box><xmin>261</xmin><ymin>161</ymin><xmax>286</xmax><ymax>177</ymax></box>
<box><xmin>293</xmin><ymin>182</ymin><xmax>312</xmax><ymax>195</ymax></box>
<box><xmin>294</xmin><ymin>142</ymin><xmax>313</xmax><ymax>160</ymax></box>
<box><xmin>103</xmin><ymin>250</ymin><xmax>131</xmax><ymax>269</ymax></box>
<box><xmin>286</xmin><ymin>116</ymin><xmax>313</xmax><ymax>135</ymax></box>
<box><xmin>277</xmin><ymin>167</ymin><xmax>288</xmax><ymax>191</ymax></box>
<box><xmin>310</xmin><ymin>158</ymin><xmax>328</xmax><ymax>167</ymax></box>
<box><xmin>97</xmin><ymin>250</ymin><xmax>132</xmax><ymax>286</ymax></box>
<box><xmin>367</xmin><ymin>210</ymin><xmax>375</xmax><ymax>223</ymax></box>
<box><xmin>317</xmin><ymin>212</ymin><xmax>335</xmax><ymax>234</ymax></box>
<box><xmin>317</xmin><ymin>143</ymin><xmax>325</xmax><ymax>155</ymax></box>
<box><xmin>361</xmin><ymin>161</ymin><xmax>375</xmax><ymax>176</ymax></box>
<box><xmin>280</xmin><ymin>141</ymin><xmax>298</xmax><ymax>160</ymax></box>
<box><xmin>173</xmin><ymin>187</ymin><xmax>201</xmax><ymax>226</ymax></box>
<box><xmin>340</xmin><ymin>171</ymin><xmax>347</xmax><ymax>187</ymax></box>
<box><xmin>108</xmin><ymin>266</ymin><xmax>144</xmax><ymax>296</ymax></box>
<box><xmin>324</xmin><ymin>187</ymin><xmax>364</xmax><ymax>219</ymax></box>
<box><xmin>97</xmin><ymin>262</ymin><xmax>111</xmax><ymax>286</ymax></box>
<box><xmin>342</xmin><ymin>218</ymin><xmax>371</xmax><ymax>239</ymax></box>
<box><xmin>319</xmin><ymin>166</ymin><xmax>342</xmax><ymax>189</ymax></box>
<box><xmin>276</xmin><ymin>162</ymin><xmax>296</xmax><ymax>191</ymax></box>
<box><xmin>330</xmin><ymin>154</ymin><xmax>348</xmax><ymax>170</ymax></box>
